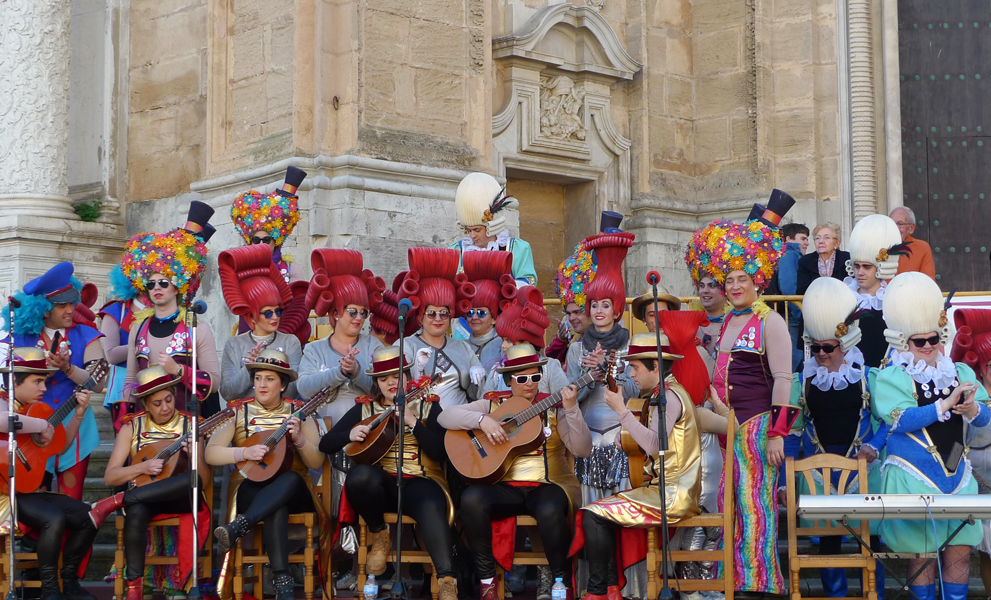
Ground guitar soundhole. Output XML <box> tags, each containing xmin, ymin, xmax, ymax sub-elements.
<box><xmin>499</xmin><ymin>416</ymin><xmax>520</xmax><ymax>437</ymax></box>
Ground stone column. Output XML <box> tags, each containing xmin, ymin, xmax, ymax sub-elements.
<box><xmin>848</xmin><ymin>0</ymin><xmax>878</xmax><ymax>220</ymax></box>
<box><xmin>0</xmin><ymin>0</ymin><xmax>78</xmax><ymax>219</ymax></box>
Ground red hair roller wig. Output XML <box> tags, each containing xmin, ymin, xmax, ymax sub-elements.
<box><xmin>369</xmin><ymin>272</ymin><xmax>419</xmax><ymax>345</ymax></box>
<box><xmin>657</xmin><ymin>310</ymin><xmax>710</xmax><ymax>406</ymax></box>
<box><xmin>218</xmin><ymin>245</ymin><xmax>293</xmax><ymax>318</ymax></box>
<box><xmin>952</xmin><ymin>309</ymin><xmax>991</xmax><ymax>376</ymax></box>
<box><xmin>399</xmin><ymin>248</ymin><xmax>475</xmax><ymax>323</ymax></box>
<box><xmin>462</xmin><ymin>251</ymin><xmax>516</xmax><ymax>316</ymax></box>
<box><xmin>307</xmin><ymin>249</ymin><xmax>385</xmax><ymax>319</ymax></box>
<box><xmin>582</xmin><ymin>232</ymin><xmax>636</xmax><ymax>316</ymax></box>
<box><xmin>496</xmin><ymin>286</ymin><xmax>551</xmax><ymax>349</ymax></box>
<box><xmin>72</xmin><ymin>281</ymin><xmax>100</xmax><ymax>329</ymax></box>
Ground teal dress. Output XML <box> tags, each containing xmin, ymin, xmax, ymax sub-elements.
<box><xmin>449</xmin><ymin>235</ymin><xmax>537</xmax><ymax>286</ymax></box>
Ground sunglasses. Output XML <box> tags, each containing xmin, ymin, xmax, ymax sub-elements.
<box><xmin>424</xmin><ymin>310</ymin><xmax>451</xmax><ymax>320</ymax></box>
<box><xmin>465</xmin><ymin>309</ymin><xmax>489</xmax><ymax>319</ymax></box>
<box><xmin>250</xmin><ymin>235</ymin><xmax>274</xmax><ymax>245</ymax></box>
<box><xmin>910</xmin><ymin>334</ymin><xmax>941</xmax><ymax>348</ymax></box>
<box><xmin>512</xmin><ymin>373</ymin><xmax>542</xmax><ymax>385</ymax></box>
<box><xmin>346</xmin><ymin>307</ymin><xmax>370</xmax><ymax>319</ymax></box>
<box><xmin>810</xmin><ymin>343</ymin><xmax>838</xmax><ymax>354</ymax></box>
<box><xmin>260</xmin><ymin>308</ymin><xmax>284</xmax><ymax>319</ymax></box>
<box><xmin>146</xmin><ymin>279</ymin><xmax>172</xmax><ymax>290</ymax></box>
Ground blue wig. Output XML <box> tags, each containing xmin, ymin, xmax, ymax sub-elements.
<box><xmin>107</xmin><ymin>264</ymin><xmax>140</xmax><ymax>302</ymax></box>
<box><xmin>3</xmin><ymin>276</ymin><xmax>83</xmax><ymax>337</ymax></box>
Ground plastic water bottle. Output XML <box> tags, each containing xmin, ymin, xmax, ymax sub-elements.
<box><xmin>551</xmin><ymin>577</ymin><xmax>567</xmax><ymax>600</ymax></box>
<box><xmin>364</xmin><ymin>575</ymin><xmax>378</xmax><ymax>600</ymax></box>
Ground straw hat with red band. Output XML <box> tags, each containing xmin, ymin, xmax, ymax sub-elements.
<box><xmin>7</xmin><ymin>347</ymin><xmax>58</xmax><ymax>374</ymax></box>
<box><xmin>621</xmin><ymin>332</ymin><xmax>683</xmax><ymax>362</ymax></box>
<box><xmin>365</xmin><ymin>347</ymin><xmax>412</xmax><ymax>377</ymax></box>
<box><xmin>133</xmin><ymin>365</ymin><xmax>181</xmax><ymax>399</ymax></box>
<box><xmin>245</xmin><ymin>349</ymin><xmax>298</xmax><ymax>382</ymax></box>
<box><xmin>496</xmin><ymin>343</ymin><xmax>548</xmax><ymax>374</ymax></box>
<box><xmin>630</xmin><ymin>286</ymin><xmax>681</xmax><ymax>322</ymax></box>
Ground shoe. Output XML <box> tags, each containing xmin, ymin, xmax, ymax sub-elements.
<box><xmin>606</xmin><ymin>585</ymin><xmax>623</xmax><ymax>600</ymax></box>
<box><xmin>367</xmin><ymin>527</ymin><xmax>392</xmax><ymax>576</ymax></box>
<box><xmin>60</xmin><ymin>576</ymin><xmax>96</xmax><ymax>600</ymax></box>
<box><xmin>507</xmin><ymin>564</ymin><xmax>526</xmax><ymax>597</ymax></box>
<box><xmin>125</xmin><ymin>578</ymin><xmax>144</xmax><ymax>600</ymax></box>
<box><xmin>536</xmin><ymin>567</ymin><xmax>553</xmax><ymax>600</ymax></box>
<box><xmin>39</xmin><ymin>564</ymin><xmax>63</xmax><ymax>600</ymax></box>
<box><xmin>438</xmin><ymin>576</ymin><xmax>458</xmax><ymax>600</ymax></box>
<box><xmin>88</xmin><ymin>491</ymin><xmax>125</xmax><ymax>528</ymax></box>
<box><xmin>336</xmin><ymin>571</ymin><xmax>358</xmax><ymax>591</ymax></box>
<box><xmin>820</xmin><ymin>568</ymin><xmax>848</xmax><ymax>598</ymax></box>
<box><xmin>941</xmin><ymin>582</ymin><xmax>968</xmax><ymax>600</ymax></box>
<box><xmin>480</xmin><ymin>580</ymin><xmax>499</xmax><ymax>600</ymax></box>
<box><xmin>908</xmin><ymin>584</ymin><xmax>935</xmax><ymax>600</ymax></box>
<box><xmin>273</xmin><ymin>571</ymin><xmax>295</xmax><ymax>600</ymax></box>
<box><xmin>215</xmin><ymin>514</ymin><xmax>251</xmax><ymax>555</ymax></box>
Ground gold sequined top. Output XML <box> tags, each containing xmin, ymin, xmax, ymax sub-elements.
<box><xmin>129</xmin><ymin>411</ymin><xmax>187</xmax><ymax>460</ymax></box>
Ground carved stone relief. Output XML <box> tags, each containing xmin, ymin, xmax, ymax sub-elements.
<box><xmin>586</xmin><ymin>0</ymin><xmax>605</xmax><ymax>10</ymax></box>
<box><xmin>540</xmin><ymin>76</ymin><xmax>587</xmax><ymax>142</ymax></box>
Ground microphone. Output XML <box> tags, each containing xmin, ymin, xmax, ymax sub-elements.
<box><xmin>646</xmin><ymin>271</ymin><xmax>661</xmax><ymax>285</ymax></box>
<box><xmin>398</xmin><ymin>298</ymin><xmax>413</xmax><ymax>321</ymax></box>
<box><xmin>190</xmin><ymin>300</ymin><xmax>208</xmax><ymax>315</ymax></box>
<box><xmin>6</xmin><ymin>297</ymin><xmax>20</xmax><ymax>309</ymax></box>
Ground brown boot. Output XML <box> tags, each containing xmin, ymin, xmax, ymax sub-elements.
<box><xmin>480</xmin><ymin>580</ymin><xmax>499</xmax><ymax>600</ymax></box>
<box><xmin>125</xmin><ymin>578</ymin><xmax>144</xmax><ymax>600</ymax></box>
<box><xmin>438</xmin><ymin>576</ymin><xmax>458</xmax><ymax>600</ymax></box>
<box><xmin>366</xmin><ymin>527</ymin><xmax>391</xmax><ymax>576</ymax></box>
<box><xmin>88</xmin><ymin>491</ymin><xmax>125</xmax><ymax>528</ymax></box>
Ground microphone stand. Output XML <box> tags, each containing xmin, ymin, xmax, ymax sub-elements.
<box><xmin>5</xmin><ymin>302</ymin><xmax>20</xmax><ymax>600</ymax></box>
<box><xmin>390</xmin><ymin>308</ymin><xmax>409</xmax><ymax>599</ymax></box>
<box><xmin>186</xmin><ymin>304</ymin><xmax>203</xmax><ymax>600</ymax></box>
<box><xmin>648</xmin><ymin>277</ymin><xmax>673</xmax><ymax>600</ymax></box>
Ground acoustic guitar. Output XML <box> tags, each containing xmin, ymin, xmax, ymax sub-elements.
<box><xmin>620</xmin><ymin>396</ymin><xmax>651</xmax><ymax>488</ymax></box>
<box><xmin>0</xmin><ymin>359</ymin><xmax>110</xmax><ymax>494</ymax></box>
<box><xmin>130</xmin><ymin>406</ymin><xmax>236</xmax><ymax>488</ymax></box>
<box><xmin>344</xmin><ymin>374</ymin><xmax>441</xmax><ymax>465</ymax></box>
<box><xmin>445</xmin><ymin>351</ymin><xmax>618</xmax><ymax>484</ymax></box>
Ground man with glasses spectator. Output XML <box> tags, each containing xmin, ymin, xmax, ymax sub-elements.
<box><xmin>890</xmin><ymin>206</ymin><xmax>936</xmax><ymax>280</ymax></box>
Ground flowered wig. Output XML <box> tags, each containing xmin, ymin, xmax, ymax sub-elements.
<box><xmin>555</xmin><ymin>242</ymin><xmax>597</xmax><ymax>310</ymax></box>
<box><xmin>306</xmin><ymin>249</ymin><xmax>385</xmax><ymax>319</ymax></box>
<box><xmin>119</xmin><ymin>229</ymin><xmax>208</xmax><ymax>304</ymax></box>
<box><xmin>8</xmin><ymin>276</ymin><xmax>83</xmax><ymax>336</ymax></box>
<box><xmin>950</xmin><ymin>309</ymin><xmax>991</xmax><ymax>375</ymax></box>
<box><xmin>230</xmin><ymin>167</ymin><xmax>305</xmax><ymax>246</ymax></box>
<box><xmin>398</xmin><ymin>248</ymin><xmax>475</xmax><ymax>322</ymax></box>
<box><xmin>685</xmin><ymin>219</ymin><xmax>784</xmax><ymax>292</ymax></box>
<box><xmin>496</xmin><ymin>286</ymin><xmax>551</xmax><ymax>349</ymax></box>
<box><xmin>218</xmin><ymin>245</ymin><xmax>293</xmax><ymax>319</ymax></box>
<box><xmin>462</xmin><ymin>251</ymin><xmax>516</xmax><ymax>317</ymax></box>
<box><xmin>657</xmin><ymin>310</ymin><xmax>711</xmax><ymax>406</ymax></box>
<box><xmin>581</xmin><ymin>232</ymin><xmax>635</xmax><ymax>316</ymax></box>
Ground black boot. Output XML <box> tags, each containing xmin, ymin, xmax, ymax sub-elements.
<box><xmin>60</xmin><ymin>569</ymin><xmax>96</xmax><ymax>600</ymax></box>
<box><xmin>273</xmin><ymin>570</ymin><xmax>295</xmax><ymax>600</ymax></box>
<box><xmin>38</xmin><ymin>564</ymin><xmax>63</xmax><ymax>600</ymax></box>
<box><xmin>214</xmin><ymin>514</ymin><xmax>252</xmax><ymax>555</ymax></box>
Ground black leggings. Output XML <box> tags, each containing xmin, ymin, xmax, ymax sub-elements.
<box><xmin>460</xmin><ymin>482</ymin><xmax>573</xmax><ymax>582</ymax></box>
<box><xmin>236</xmin><ymin>471</ymin><xmax>314</xmax><ymax>573</ymax></box>
<box><xmin>344</xmin><ymin>464</ymin><xmax>455</xmax><ymax>578</ymax></box>
<box><xmin>582</xmin><ymin>512</ymin><xmax>620</xmax><ymax>595</ymax></box>
<box><xmin>122</xmin><ymin>475</ymin><xmax>197</xmax><ymax>581</ymax></box>
<box><xmin>17</xmin><ymin>491</ymin><xmax>97</xmax><ymax>577</ymax></box>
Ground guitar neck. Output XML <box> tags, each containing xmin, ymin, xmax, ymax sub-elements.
<box><xmin>514</xmin><ymin>370</ymin><xmax>597</xmax><ymax>425</ymax></box>
<box><xmin>48</xmin><ymin>363</ymin><xmax>107</xmax><ymax>426</ymax></box>
<box><xmin>158</xmin><ymin>409</ymin><xmax>229</xmax><ymax>459</ymax></box>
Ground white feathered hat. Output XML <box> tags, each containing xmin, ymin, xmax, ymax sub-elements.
<box><xmin>845</xmin><ymin>214</ymin><xmax>907</xmax><ymax>280</ymax></box>
<box><xmin>802</xmin><ymin>276</ymin><xmax>863</xmax><ymax>352</ymax></box>
<box><xmin>882</xmin><ymin>271</ymin><xmax>950</xmax><ymax>352</ymax></box>
<box><xmin>454</xmin><ymin>173</ymin><xmax>519</xmax><ymax>238</ymax></box>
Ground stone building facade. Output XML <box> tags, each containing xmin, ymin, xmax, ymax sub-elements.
<box><xmin>1</xmin><ymin>0</ymin><xmax>905</xmax><ymax>336</ymax></box>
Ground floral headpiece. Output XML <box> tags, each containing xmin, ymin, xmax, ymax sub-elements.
<box><xmin>554</xmin><ymin>242</ymin><xmax>596</xmax><ymax>310</ymax></box>
<box><xmin>231</xmin><ymin>190</ymin><xmax>300</xmax><ymax>247</ymax></box>
<box><xmin>120</xmin><ymin>229</ymin><xmax>208</xmax><ymax>303</ymax></box>
<box><xmin>685</xmin><ymin>218</ymin><xmax>784</xmax><ymax>292</ymax></box>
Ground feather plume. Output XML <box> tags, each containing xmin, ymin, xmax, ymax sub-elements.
<box><xmin>488</xmin><ymin>186</ymin><xmax>515</xmax><ymax>215</ymax></box>
<box><xmin>886</xmin><ymin>241</ymin><xmax>914</xmax><ymax>257</ymax></box>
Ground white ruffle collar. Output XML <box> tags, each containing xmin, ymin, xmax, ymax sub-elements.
<box><xmin>461</xmin><ymin>229</ymin><xmax>511</xmax><ymax>252</ymax></box>
<box><xmin>844</xmin><ymin>277</ymin><xmax>886</xmax><ymax>311</ymax></box>
<box><xmin>803</xmin><ymin>346</ymin><xmax>866</xmax><ymax>391</ymax></box>
<box><xmin>891</xmin><ymin>350</ymin><xmax>957</xmax><ymax>388</ymax></box>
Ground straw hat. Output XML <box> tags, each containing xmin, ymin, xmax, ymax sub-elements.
<box><xmin>245</xmin><ymin>349</ymin><xmax>298</xmax><ymax>382</ymax></box>
<box><xmin>495</xmin><ymin>343</ymin><xmax>548</xmax><ymax>374</ymax></box>
<box><xmin>621</xmin><ymin>332</ymin><xmax>683</xmax><ymax>362</ymax></box>
<box><xmin>133</xmin><ymin>365</ymin><xmax>181</xmax><ymax>399</ymax></box>
<box><xmin>365</xmin><ymin>346</ymin><xmax>413</xmax><ymax>377</ymax></box>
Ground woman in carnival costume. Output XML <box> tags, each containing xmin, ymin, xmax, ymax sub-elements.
<box><xmin>843</xmin><ymin>214</ymin><xmax>912</xmax><ymax>368</ymax></box>
<box><xmin>99</xmin><ymin>263</ymin><xmax>150</xmax><ymax>431</ymax></box>
<box><xmin>871</xmin><ymin>273</ymin><xmax>991</xmax><ymax>600</ymax></box>
<box><xmin>218</xmin><ymin>244</ymin><xmax>303</xmax><ymax>402</ymax></box>
<box><xmin>783</xmin><ymin>276</ymin><xmax>886</xmax><ymax>598</ymax></box>
<box><xmin>462</xmin><ymin>251</ymin><xmax>518</xmax><ymax>372</ymax></box>
<box><xmin>686</xmin><ymin>189</ymin><xmax>797</xmax><ymax>597</ymax></box>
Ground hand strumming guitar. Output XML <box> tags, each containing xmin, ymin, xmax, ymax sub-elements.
<box><xmin>141</xmin><ymin>458</ymin><xmax>165</xmax><ymax>477</ymax></box>
<box><xmin>32</xmin><ymin>424</ymin><xmax>56</xmax><ymax>448</ymax></box>
<box><xmin>350</xmin><ymin>424</ymin><xmax>371</xmax><ymax>443</ymax></box>
<box><xmin>479</xmin><ymin>415</ymin><xmax>509</xmax><ymax>446</ymax></box>
<box><xmin>242</xmin><ymin>444</ymin><xmax>270</xmax><ymax>461</ymax></box>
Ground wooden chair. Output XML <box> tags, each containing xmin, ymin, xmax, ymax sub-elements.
<box><xmin>494</xmin><ymin>515</ymin><xmax>549</xmax><ymax>600</ymax></box>
<box><xmin>648</xmin><ymin>409</ymin><xmax>736</xmax><ymax>600</ymax></box>
<box><xmin>0</xmin><ymin>535</ymin><xmax>46</xmax><ymax>596</ymax></box>
<box><xmin>786</xmin><ymin>453</ymin><xmax>875</xmax><ymax>600</ymax></box>
<box><xmin>112</xmin><ymin>475</ymin><xmax>215</xmax><ymax>599</ymax></box>
<box><xmin>356</xmin><ymin>514</ymin><xmax>440</xmax><ymax>600</ymax></box>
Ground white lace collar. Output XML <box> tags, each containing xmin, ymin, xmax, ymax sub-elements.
<box><xmin>844</xmin><ymin>277</ymin><xmax>885</xmax><ymax>311</ymax></box>
<box><xmin>461</xmin><ymin>229</ymin><xmax>511</xmax><ymax>252</ymax></box>
<box><xmin>803</xmin><ymin>346</ymin><xmax>866</xmax><ymax>391</ymax></box>
<box><xmin>891</xmin><ymin>350</ymin><xmax>958</xmax><ymax>388</ymax></box>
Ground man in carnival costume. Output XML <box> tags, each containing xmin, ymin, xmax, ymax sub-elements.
<box><xmin>547</xmin><ymin>241</ymin><xmax>595</xmax><ymax>367</ymax></box>
<box><xmin>4</xmin><ymin>262</ymin><xmax>107</xmax><ymax>501</ymax></box>
<box><xmin>449</xmin><ymin>172</ymin><xmax>537</xmax><ymax>286</ymax></box>
<box><xmin>120</xmin><ymin>201</ymin><xmax>222</xmax><ymax>416</ymax></box>
<box><xmin>230</xmin><ymin>166</ymin><xmax>312</xmax><ymax>346</ymax></box>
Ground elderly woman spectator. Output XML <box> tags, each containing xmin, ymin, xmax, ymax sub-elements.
<box><xmin>797</xmin><ymin>222</ymin><xmax>849</xmax><ymax>294</ymax></box>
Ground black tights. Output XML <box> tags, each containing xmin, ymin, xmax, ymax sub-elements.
<box><xmin>582</xmin><ymin>512</ymin><xmax>620</xmax><ymax>595</ymax></box>
<box><xmin>236</xmin><ymin>471</ymin><xmax>314</xmax><ymax>573</ymax></box>
<box><xmin>122</xmin><ymin>475</ymin><xmax>197</xmax><ymax>581</ymax></box>
<box><xmin>345</xmin><ymin>464</ymin><xmax>455</xmax><ymax>577</ymax></box>
<box><xmin>17</xmin><ymin>492</ymin><xmax>97</xmax><ymax>580</ymax></box>
<box><xmin>460</xmin><ymin>482</ymin><xmax>573</xmax><ymax>583</ymax></box>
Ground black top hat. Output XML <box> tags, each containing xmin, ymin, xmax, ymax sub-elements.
<box><xmin>599</xmin><ymin>211</ymin><xmax>624</xmax><ymax>234</ymax></box>
<box><xmin>184</xmin><ymin>200</ymin><xmax>216</xmax><ymax>242</ymax></box>
<box><xmin>277</xmin><ymin>166</ymin><xmax>308</xmax><ymax>198</ymax></box>
<box><xmin>746</xmin><ymin>189</ymin><xmax>795</xmax><ymax>228</ymax></box>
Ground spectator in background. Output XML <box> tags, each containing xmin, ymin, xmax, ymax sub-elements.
<box><xmin>890</xmin><ymin>206</ymin><xmax>936</xmax><ymax>280</ymax></box>
<box><xmin>797</xmin><ymin>222</ymin><xmax>849</xmax><ymax>294</ymax></box>
<box><xmin>778</xmin><ymin>223</ymin><xmax>810</xmax><ymax>371</ymax></box>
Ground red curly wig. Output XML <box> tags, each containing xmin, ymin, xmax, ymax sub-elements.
<box><xmin>306</xmin><ymin>249</ymin><xmax>385</xmax><ymax>320</ymax></box>
<box><xmin>657</xmin><ymin>310</ymin><xmax>710</xmax><ymax>406</ymax></box>
<box><xmin>218</xmin><ymin>245</ymin><xmax>293</xmax><ymax>318</ymax></box>
<box><xmin>496</xmin><ymin>286</ymin><xmax>551</xmax><ymax>349</ymax></box>
<box><xmin>398</xmin><ymin>248</ymin><xmax>475</xmax><ymax>323</ymax></box>
<box><xmin>462</xmin><ymin>251</ymin><xmax>516</xmax><ymax>316</ymax></box>
<box><xmin>951</xmin><ymin>309</ymin><xmax>991</xmax><ymax>376</ymax></box>
<box><xmin>582</xmin><ymin>232</ymin><xmax>635</xmax><ymax>316</ymax></box>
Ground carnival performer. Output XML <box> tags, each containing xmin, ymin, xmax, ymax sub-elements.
<box><xmin>369</xmin><ymin>272</ymin><xmax>419</xmax><ymax>347</ymax></box>
<box><xmin>1</xmin><ymin>347</ymin><xmax>97</xmax><ymax>600</ymax></box>
<box><xmin>844</xmin><ymin>214</ymin><xmax>911</xmax><ymax>368</ymax></box>
<box><xmin>218</xmin><ymin>244</ymin><xmax>303</xmax><ymax>403</ymax></box>
<box><xmin>783</xmin><ymin>276</ymin><xmax>886</xmax><ymax>598</ymax></box>
<box><xmin>397</xmin><ymin>248</ymin><xmax>485</xmax><ymax>408</ymax></box>
<box><xmin>461</xmin><ymin>251</ymin><xmax>517</xmax><ymax>371</ymax></box>
<box><xmin>548</xmin><ymin>242</ymin><xmax>595</xmax><ymax>367</ymax></box>
<box><xmin>871</xmin><ymin>273</ymin><xmax>991</xmax><ymax>600</ymax></box>
<box><xmin>686</xmin><ymin>189</ymin><xmax>796</xmax><ymax>597</ymax></box>
<box><xmin>121</xmin><ymin>201</ymin><xmax>220</xmax><ymax>415</ymax></box>
<box><xmin>207</xmin><ymin>350</ymin><xmax>331</xmax><ymax>600</ymax></box>
<box><xmin>693</xmin><ymin>275</ymin><xmax>727</xmax><ymax>359</ymax></box>
<box><xmin>320</xmin><ymin>346</ymin><xmax>458</xmax><ymax>600</ymax></box>
<box><xmin>99</xmin><ymin>264</ymin><xmax>149</xmax><ymax>432</ymax></box>
<box><xmin>230</xmin><ymin>166</ymin><xmax>312</xmax><ymax>346</ymax></box>
<box><xmin>631</xmin><ymin>285</ymin><xmax>682</xmax><ymax>332</ymax></box>
<box><xmin>440</xmin><ymin>343</ymin><xmax>587</xmax><ymax>600</ymax></box>
<box><xmin>3</xmin><ymin>262</ymin><xmax>107</xmax><ymax>500</ymax></box>
<box><xmin>89</xmin><ymin>366</ymin><xmax>210</xmax><ymax>600</ymax></box>
<box><xmin>449</xmin><ymin>172</ymin><xmax>537</xmax><ymax>286</ymax></box>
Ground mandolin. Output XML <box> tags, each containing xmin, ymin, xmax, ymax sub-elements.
<box><xmin>0</xmin><ymin>359</ymin><xmax>110</xmax><ymax>494</ymax></box>
<box><xmin>130</xmin><ymin>406</ymin><xmax>236</xmax><ymax>487</ymax></box>
<box><xmin>445</xmin><ymin>351</ymin><xmax>618</xmax><ymax>484</ymax></box>
<box><xmin>344</xmin><ymin>374</ymin><xmax>441</xmax><ymax>465</ymax></box>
